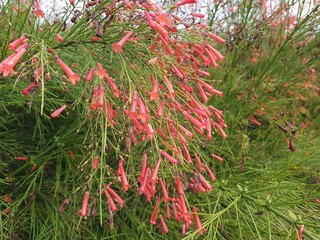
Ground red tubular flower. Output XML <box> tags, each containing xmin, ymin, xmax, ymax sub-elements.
<box><xmin>211</xmin><ymin>153</ymin><xmax>223</xmax><ymax>162</ymax></box>
<box><xmin>149</xmin><ymin>158</ymin><xmax>161</xmax><ymax>184</ymax></box>
<box><xmin>208</xmin><ymin>32</ymin><xmax>225</xmax><ymax>44</ymax></box>
<box><xmin>144</xmin><ymin>10</ymin><xmax>156</xmax><ymax>29</ymax></box>
<box><xmin>95</xmin><ymin>63</ymin><xmax>107</xmax><ymax>79</ymax></box>
<box><xmin>92</xmin><ymin>156</ymin><xmax>99</xmax><ymax>170</ymax></box>
<box><xmin>192</xmin><ymin>207</ymin><xmax>206</xmax><ymax>235</ymax></box>
<box><xmin>105</xmin><ymin>184</ymin><xmax>125</xmax><ymax>208</ymax></box>
<box><xmin>0</xmin><ymin>47</ymin><xmax>27</xmax><ymax>77</ymax></box>
<box><xmin>56</xmin><ymin>58</ymin><xmax>80</xmax><ymax>85</ymax></box>
<box><xmin>164</xmin><ymin>203</ymin><xmax>170</xmax><ymax>220</ymax></box>
<box><xmin>198</xmin><ymin>173</ymin><xmax>213</xmax><ymax>192</ymax></box>
<box><xmin>172</xmin><ymin>202</ymin><xmax>181</xmax><ymax>222</ymax></box>
<box><xmin>156</xmin><ymin>101</ymin><xmax>164</xmax><ymax>118</ymax></box>
<box><xmin>182</xmin><ymin>111</ymin><xmax>205</xmax><ymax>129</ymax></box>
<box><xmin>51</xmin><ymin>105</ymin><xmax>67</xmax><ymax>118</ymax></box>
<box><xmin>34</xmin><ymin>0</ymin><xmax>44</xmax><ymax>18</ymax></box>
<box><xmin>105</xmin><ymin>190</ymin><xmax>118</xmax><ymax>212</ymax></box>
<box><xmin>159</xmin><ymin>36</ymin><xmax>174</xmax><ymax>56</ymax></box>
<box><xmin>205</xmin><ymin>48</ymin><xmax>218</xmax><ymax>68</ymax></box>
<box><xmin>207</xmin><ymin>44</ymin><xmax>224</xmax><ymax>61</ymax></box>
<box><xmin>137</xmin><ymin>97</ymin><xmax>150</xmax><ymax>123</ymax></box>
<box><xmin>14</xmin><ymin>156</ymin><xmax>27</xmax><ymax>161</ymax></box>
<box><xmin>145</xmin><ymin>122</ymin><xmax>155</xmax><ymax>139</ymax></box>
<box><xmin>249</xmin><ymin>116</ymin><xmax>261</xmax><ymax>126</ymax></box>
<box><xmin>22</xmin><ymin>82</ymin><xmax>37</xmax><ymax>97</ymax></box>
<box><xmin>175</xmin><ymin>176</ymin><xmax>184</xmax><ymax>196</ymax></box>
<box><xmin>182</xmin><ymin>143</ymin><xmax>192</xmax><ymax>163</ymax></box>
<box><xmin>55</xmin><ymin>34</ymin><xmax>64</xmax><ymax>43</ymax></box>
<box><xmin>150</xmin><ymin>80</ymin><xmax>159</xmax><ymax>100</ymax></box>
<box><xmin>204</xmin><ymin>164</ymin><xmax>216</xmax><ymax>181</ymax></box>
<box><xmin>8</xmin><ymin>35</ymin><xmax>27</xmax><ymax>50</ymax></box>
<box><xmin>118</xmin><ymin>159</ymin><xmax>131</xmax><ymax>191</ymax></box>
<box><xmin>159</xmin><ymin>149</ymin><xmax>178</xmax><ymax>164</ymax></box>
<box><xmin>112</xmin><ymin>31</ymin><xmax>133</xmax><ymax>53</ymax></box>
<box><xmin>214</xmin><ymin>123</ymin><xmax>227</xmax><ymax>139</ymax></box>
<box><xmin>191</xmin><ymin>13</ymin><xmax>205</xmax><ymax>18</ymax></box>
<box><xmin>104</xmin><ymin>71</ymin><xmax>122</xmax><ymax>98</ymax></box>
<box><xmin>194</xmin><ymin>48</ymin><xmax>209</xmax><ymax>66</ymax></box>
<box><xmin>157</xmin><ymin>127</ymin><xmax>167</xmax><ymax>139</ymax></box>
<box><xmin>123</xmin><ymin>0</ymin><xmax>133</xmax><ymax>10</ymax></box>
<box><xmin>138</xmin><ymin>167</ymin><xmax>150</xmax><ymax>195</ymax></box>
<box><xmin>171</xmin><ymin>63</ymin><xmax>184</xmax><ymax>78</ymax></box>
<box><xmin>298</xmin><ymin>225</ymin><xmax>304</xmax><ymax>240</ymax></box>
<box><xmin>150</xmin><ymin>197</ymin><xmax>160</xmax><ymax>224</ymax></box>
<box><xmin>176</xmin><ymin>0</ymin><xmax>197</xmax><ymax>7</ymax></box>
<box><xmin>159</xmin><ymin>215</ymin><xmax>169</xmax><ymax>234</ymax></box>
<box><xmin>138</xmin><ymin>153</ymin><xmax>148</xmax><ymax>183</ymax></box>
<box><xmin>15</xmin><ymin>43</ymin><xmax>29</xmax><ymax>53</ymax></box>
<box><xmin>85</xmin><ymin>68</ymin><xmax>94</xmax><ymax>82</ymax></box>
<box><xmin>159</xmin><ymin>178</ymin><xmax>170</xmax><ymax>202</ymax></box>
<box><xmin>154</xmin><ymin>22</ymin><xmax>168</xmax><ymax>38</ymax></box>
<box><xmin>80</xmin><ymin>191</ymin><xmax>90</xmax><ymax>217</ymax></box>
<box><xmin>163</xmin><ymin>76</ymin><xmax>175</xmax><ymax>98</ymax></box>
<box><xmin>194</xmin><ymin>153</ymin><xmax>204</xmax><ymax>171</ymax></box>
<box><xmin>69</xmin><ymin>0</ymin><xmax>75</xmax><ymax>6</ymax></box>
<box><xmin>198</xmin><ymin>69</ymin><xmax>210</xmax><ymax>77</ymax></box>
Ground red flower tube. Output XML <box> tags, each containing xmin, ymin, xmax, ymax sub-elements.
<box><xmin>150</xmin><ymin>197</ymin><xmax>160</xmax><ymax>224</ymax></box>
<box><xmin>8</xmin><ymin>35</ymin><xmax>27</xmax><ymax>50</ymax></box>
<box><xmin>112</xmin><ymin>31</ymin><xmax>133</xmax><ymax>53</ymax></box>
<box><xmin>192</xmin><ymin>207</ymin><xmax>206</xmax><ymax>235</ymax></box>
<box><xmin>56</xmin><ymin>58</ymin><xmax>80</xmax><ymax>85</ymax></box>
<box><xmin>106</xmin><ymin>184</ymin><xmax>125</xmax><ymax>208</ymax></box>
<box><xmin>159</xmin><ymin>149</ymin><xmax>178</xmax><ymax>164</ymax></box>
<box><xmin>159</xmin><ymin>215</ymin><xmax>169</xmax><ymax>234</ymax></box>
<box><xmin>51</xmin><ymin>105</ymin><xmax>67</xmax><ymax>118</ymax></box>
<box><xmin>34</xmin><ymin>0</ymin><xmax>44</xmax><ymax>18</ymax></box>
<box><xmin>118</xmin><ymin>159</ymin><xmax>131</xmax><ymax>191</ymax></box>
<box><xmin>80</xmin><ymin>191</ymin><xmax>90</xmax><ymax>217</ymax></box>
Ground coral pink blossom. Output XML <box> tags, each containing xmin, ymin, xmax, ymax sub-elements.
<box><xmin>92</xmin><ymin>156</ymin><xmax>99</xmax><ymax>170</ymax></box>
<box><xmin>80</xmin><ymin>191</ymin><xmax>90</xmax><ymax>217</ymax></box>
<box><xmin>0</xmin><ymin>47</ymin><xmax>27</xmax><ymax>77</ymax></box>
<box><xmin>55</xmin><ymin>34</ymin><xmax>64</xmax><ymax>43</ymax></box>
<box><xmin>33</xmin><ymin>0</ymin><xmax>44</xmax><ymax>18</ymax></box>
<box><xmin>56</xmin><ymin>58</ymin><xmax>80</xmax><ymax>85</ymax></box>
<box><xmin>150</xmin><ymin>197</ymin><xmax>160</xmax><ymax>224</ymax></box>
<box><xmin>159</xmin><ymin>215</ymin><xmax>169</xmax><ymax>234</ymax></box>
<box><xmin>194</xmin><ymin>153</ymin><xmax>204</xmax><ymax>171</ymax></box>
<box><xmin>9</xmin><ymin>35</ymin><xmax>27</xmax><ymax>50</ymax></box>
<box><xmin>298</xmin><ymin>225</ymin><xmax>304</xmax><ymax>240</ymax></box>
<box><xmin>159</xmin><ymin>149</ymin><xmax>178</xmax><ymax>164</ymax></box>
<box><xmin>118</xmin><ymin>159</ymin><xmax>131</xmax><ymax>191</ymax></box>
<box><xmin>138</xmin><ymin>167</ymin><xmax>150</xmax><ymax>195</ymax></box>
<box><xmin>105</xmin><ymin>190</ymin><xmax>117</xmax><ymax>212</ymax></box>
<box><xmin>211</xmin><ymin>153</ymin><xmax>223</xmax><ymax>162</ymax></box>
<box><xmin>14</xmin><ymin>156</ymin><xmax>27</xmax><ymax>161</ymax></box>
<box><xmin>51</xmin><ymin>105</ymin><xmax>67</xmax><ymax>118</ymax></box>
<box><xmin>176</xmin><ymin>0</ymin><xmax>197</xmax><ymax>7</ymax></box>
<box><xmin>208</xmin><ymin>32</ymin><xmax>225</xmax><ymax>44</ymax></box>
<box><xmin>112</xmin><ymin>31</ymin><xmax>133</xmax><ymax>53</ymax></box>
<box><xmin>85</xmin><ymin>68</ymin><xmax>95</xmax><ymax>82</ymax></box>
<box><xmin>204</xmin><ymin>164</ymin><xmax>216</xmax><ymax>181</ymax></box>
<box><xmin>106</xmin><ymin>183</ymin><xmax>125</xmax><ymax>207</ymax></box>
<box><xmin>149</xmin><ymin>158</ymin><xmax>161</xmax><ymax>185</ymax></box>
<box><xmin>192</xmin><ymin>207</ymin><xmax>206</xmax><ymax>235</ymax></box>
<box><xmin>159</xmin><ymin>178</ymin><xmax>170</xmax><ymax>202</ymax></box>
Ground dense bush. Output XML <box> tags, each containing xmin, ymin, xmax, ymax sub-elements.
<box><xmin>0</xmin><ymin>0</ymin><xmax>319</xmax><ymax>239</ymax></box>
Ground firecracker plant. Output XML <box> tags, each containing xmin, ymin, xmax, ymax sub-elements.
<box><xmin>0</xmin><ymin>0</ymin><xmax>319</xmax><ymax>239</ymax></box>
